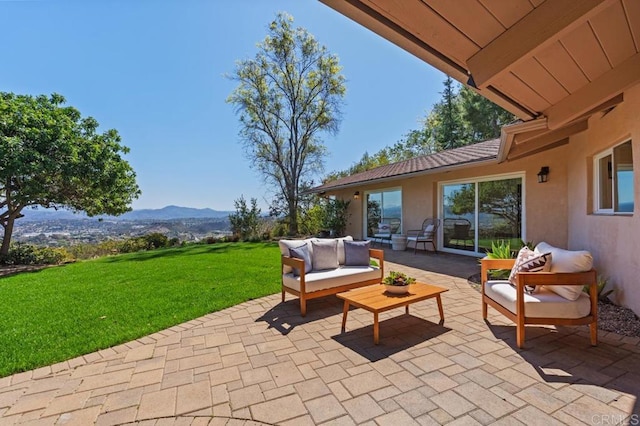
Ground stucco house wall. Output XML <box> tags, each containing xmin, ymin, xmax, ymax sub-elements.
<box><xmin>339</xmin><ymin>150</ymin><xmax>570</xmax><ymax>249</ymax></box>
<box><xmin>567</xmin><ymin>84</ymin><xmax>640</xmax><ymax>311</ymax></box>
<box><xmin>332</xmin><ymin>84</ymin><xmax>638</xmax><ymax>314</ymax></box>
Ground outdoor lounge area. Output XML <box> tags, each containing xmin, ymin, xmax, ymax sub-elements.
<box><xmin>1</xmin><ymin>248</ymin><xmax>638</xmax><ymax>425</ymax></box>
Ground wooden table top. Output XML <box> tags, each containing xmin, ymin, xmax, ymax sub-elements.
<box><xmin>336</xmin><ymin>282</ymin><xmax>448</xmax><ymax>313</ymax></box>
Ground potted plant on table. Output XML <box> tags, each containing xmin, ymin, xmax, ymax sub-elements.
<box><xmin>382</xmin><ymin>271</ymin><xmax>415</xmax><ymax>294</ymax></box>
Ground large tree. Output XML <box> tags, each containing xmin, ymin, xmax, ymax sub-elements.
<box><xmin>431</xmin><ymin>76</ymin><xmax>465</xmax><ymax>150</ymax></box>
<box><xmin>458</xmin><ymin>86</ymin><xmax>516</xmax><ymax>142</ymax></box>
<box><xmin>0</xmin><ymin>92</ymin><xmax>140</xmax><ymax>256</ymax></box>
<box><xmin>227</xmin><ymin>12</ymin><xmax>346</xmax><ymax>236</ymax></box>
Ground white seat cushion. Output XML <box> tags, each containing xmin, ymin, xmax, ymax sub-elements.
<box><xmin>485</xmin><ymin>280</ymin><xmax>591</xmax><ymax>319</ymax></box>
<box><xmin>283</xmin><ymin>266</ymin><xmax>381</xmax><ymax>293</ymax></box>
<box><xmin>407</xmin><ymin>236</ymin><xmax>432</xmax><ymax>242</ymax></box>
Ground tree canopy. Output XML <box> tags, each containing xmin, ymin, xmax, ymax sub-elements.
<box><xmin>0</xmin><ymin>92</ymin><xmax>140</xmax><ymax>256</ymax></box>
<box><xmin>227</xmin><ymin>12</ymin><xmax>346</xmax><ymax>236</ymax></box>
<box><xmin>325</xmin><ymin>77</ymin><xmax>516</xmax><ymax>181</ymax></box>
<box><xmin>228</xmin><ymin>195</ymin><xmax>261</xmax><ymax>241</ymax></box>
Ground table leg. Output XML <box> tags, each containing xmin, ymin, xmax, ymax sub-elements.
<box><xmin>405</xmin><ymin>305</ymin><xmax>409</xmax><ymax>314</ymax></box>
<box><xmin>341</xmin><ymin>300</ymin><xmax>349</xmax><ymax>333</ymax></box>
<box><xmin>373</xmin><ymin>312</ymin><xmax>379</xmax><ymax>345</ymax></box>
<box><xmin>436</xmin><ymin>294</ymin><xmax>445</xmax><ymax>323</ymax></box>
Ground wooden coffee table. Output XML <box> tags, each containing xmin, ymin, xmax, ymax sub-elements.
<box><xmin>337</xmin><ymin>282</ymin><xmax>448</xmax><ymax>344</ymax></box>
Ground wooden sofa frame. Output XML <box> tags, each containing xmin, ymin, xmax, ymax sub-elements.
<box><xmin>282</xmin><ymin>248</ymin><xmax>384</xmax><ymax>316</ymax></box>
<box><xmin>481</xmin><ymin>258</ymin><xmax>598</xmax><ymax>348</ymax></box>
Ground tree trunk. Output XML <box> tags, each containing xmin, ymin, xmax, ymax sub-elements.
<box><xmin>287</xmin><ymin>198</ymin><xmax>298</xmax><ymax>236</ymax></box>
<box><xmin>0</xmin><ymin>216</ymin><xmax>15</xmax><ymax>257</ymax></box>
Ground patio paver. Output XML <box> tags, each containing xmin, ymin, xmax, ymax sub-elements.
<box><xmin>1</xmin><ymin>250</ymin><xmax>639</xmax><ymax>425</ymax></box>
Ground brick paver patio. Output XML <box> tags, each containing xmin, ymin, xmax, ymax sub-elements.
<box><xmin>1</xmin><ymin>249</ymin><xmax>639</xmax><ymax>425</ymax></box>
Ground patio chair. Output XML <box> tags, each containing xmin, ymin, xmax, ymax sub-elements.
<box><xmin>444</xmin><ymin>218</ymin><xmax>474</xmax><ymax>249</ymax></box>
<box><xmin>373</xmin><ymin>218</ymin><xmax>400</xmax><ymax>247</ymax></box>
<box><xmin>480</xmin><ymin>243</ymin><xmax>598</xmax><ymax>348</ymax></box>
<box><xmin>406</xmin><ymin>218</ymin><xmax>439</xmax><ymax>254</ymax></box>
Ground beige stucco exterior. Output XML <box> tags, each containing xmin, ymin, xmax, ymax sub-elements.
<box><xmin>328</xmin><ymin>83</ymin><xmax>639</xmax><ymax>314</ymax></box>
<box><xmin>567</xmin><ymin>83</ymin><xmax>640</xmax><ymax>313</ymax></box>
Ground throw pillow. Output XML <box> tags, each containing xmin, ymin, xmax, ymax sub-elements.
<box><xmin>344</xmin><ymin>240</ymin><xmax>371</xmax><ymax>266</ymax></box>
<box><xmin>378</xmin><ymin>223</ymin><xmax>391</xmax><ymax>234</ymax></box>
<box><xmin>314</xmin><ymin>236</ymin><xmax>352</xmax><ymax>264</ymax></box>
<box><xmin>311</xmin><ymin>239</ymin><xmax>339</xmax><ymax>271</ymax></box>
<box><xmin>278</xmin><ymin>239</ymin><xmax>313</xmax><ymax>273</ymax></box>
<box><xmin>535</xmin><ymin>242</ymin><xmax>593</xmax><ymax>300</ymax></box>
<box><xmin>288</xmin><ymin>244</ymin><xmax>312</xmax><ymax>276</ymax></box>
<box><xmin>509</xmin><ymin>247</ymin><xmax>552</xmax><ymax>294</ymax></box>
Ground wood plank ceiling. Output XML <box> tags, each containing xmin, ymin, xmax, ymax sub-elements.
<box><xmin>320</xmin><ymin>0</ymin><xmax>640</xmax><ymax>160</ymax></box>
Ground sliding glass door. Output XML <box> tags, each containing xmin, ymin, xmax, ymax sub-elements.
<box><xmin>441</xmin><ymin>175</ymin><xmax>523</xmax><ymax>254</ymax></box>
<box><xmin>365</xmin><ymin>189</ymin><xmax>402</xmax><ymax>239</ymax></box>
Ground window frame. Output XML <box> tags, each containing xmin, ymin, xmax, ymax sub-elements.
<box><xmin>438</xmin><ymin>172</ymin><xmax>526</xmax><ymax>256</ymax></box>
<box><xmin>593</xmin><ymin>139</ymin><xmax>634</xmax><ymax>216</ymax></box>
<box><xmin>363</xmin><ymin>187</ymin><xmax>403</xmax><ymax>239</ymax></box>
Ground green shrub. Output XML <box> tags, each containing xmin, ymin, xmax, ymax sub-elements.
<box><xmin>229</xmin><ymin>196</ymin><xmax>261</xmax><ymax>241</ymax></box>
<box><xmin>485</xmin><ymin>240</ymin><xmax>513</xmax><ymax>280</ymax></box>
<box><xmin>118</xmin><ymin>238</ymin><xmax>148</xmax><ymax>253</ymax></box>
<box><xmin>584</xmin><ymin>275</ymin><xmax>614</xmax><ymax>301</ymax></box>
<box><xmin>142</xmin><ymin>233</ymin><xmax>169</xmax><ymax>250</ymax></box>
<box><xmin>485</xmin><ymin>240</ymin><xmax>513</xmax><ymax>259</ymax></box>
<box><xmin>0</xmin><ymin>243</ymin><xmax>73</xmax><ymax>265</ymax></box>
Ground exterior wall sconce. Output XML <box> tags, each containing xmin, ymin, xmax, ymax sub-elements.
<box><xmin>537</xmin><ymin>166</ymin><xmax>550</xmax><ymax>183</ymax></box>
<box><xmin>353</xmin><ymin>191</ymin><xmax>360</xmax><ymax>200</ymax></box>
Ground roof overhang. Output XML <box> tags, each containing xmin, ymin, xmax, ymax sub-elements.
<box><xmin>311</xmin><ymin>156</ymin><xmax>499</xmax><ymax>194</ymax></box>
<box><xmin>320</xmin><ymin>0</ymin><xmax>640</xmax><ymax>161</ymax></box>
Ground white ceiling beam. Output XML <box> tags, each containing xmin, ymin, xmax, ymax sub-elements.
<box><xmin>545</xmin><ymin>53</ymin><xmax>640</xmax><ymax>129</ymax></box>
<box><xmin>467</xmin><ymin>0</ymin><xmax>612</xmax><ymax>89</ymax></box>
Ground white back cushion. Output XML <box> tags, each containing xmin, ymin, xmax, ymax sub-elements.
<box><xmin>534</xmin><ymin>242</ymin><xmax>593</xmax><ymax>300</ymax></box>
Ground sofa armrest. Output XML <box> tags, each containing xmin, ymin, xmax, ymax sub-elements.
<box><xmin>369</xmin><ymin>248</ymin><xmax>384</xmax><ymax>277</ymax></box>
<box><xmin>282</xmin><ymin>254</ymin><xmax>304</xmax><ymax>267</ymax></box>
<box><xmin>480</xmin><ymin>258</ymin><xmax>516</xmax><ymax>285</ymax></box>
<box><xmin>282</xmin><ymin>255</ymin><xmax>307</xmax><ymax>293</ymax></box>
<box><xmin>282</xmin><ymin>255</ymin><xmax>304</xmax><ymax>274</ymax></box>
<box><xmin>515</xmin><ymin>269</ymin><xmax>597</xmax><ymax>287</ymax></box>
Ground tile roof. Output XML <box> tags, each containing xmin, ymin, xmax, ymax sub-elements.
<box><xmin>313</xmin><ymin>138</ymin><xmax>501</xmax><ymax>192</ymax></box>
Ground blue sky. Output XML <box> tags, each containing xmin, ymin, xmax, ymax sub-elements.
<box><xmin>2</xmin><ymin>0</ymin><xmax>445</xmax><ymax>211</ymax></box>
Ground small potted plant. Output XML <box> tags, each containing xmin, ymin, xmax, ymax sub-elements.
<box><xmin>382</xmin><ymin>271</ymin><xmax>415</xmax><ymax>294</ymax></box>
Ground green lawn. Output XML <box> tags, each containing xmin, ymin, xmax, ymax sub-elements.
<box><xmin>0</xmin><ymin>242</ymin><xmax>281</xmax><ymax>377</ymax></box>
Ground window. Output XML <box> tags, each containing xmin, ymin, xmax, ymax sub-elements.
<box><xmin>365</xmin><ymin>189</ymin><xmax>402</xmax><ymax>239</ymax></box>
<box><xmin>441</xmin><ymin>175</ymin><xmax>524</xmax><ymax>255</ymax></box>
<box><xmin>594</xmin><ymin>140</ymin><xmax>634</xmax><ymax>214</ymax></box>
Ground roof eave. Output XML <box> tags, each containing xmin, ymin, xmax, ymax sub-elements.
<box><xmin>498</xmin><ymin>118</ymin><xmax>550</xmax><ymax>163</ymax></box>
<box><xmin>311</xmin><ymin>156</ymin><xmax>500</xmax><ymax>193</ymax></box>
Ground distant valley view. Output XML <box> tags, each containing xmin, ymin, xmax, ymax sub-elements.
<box><xmin>14</xmin><ymin>206</ymin><xmax>233</xmax><ymax>246</ymax></box>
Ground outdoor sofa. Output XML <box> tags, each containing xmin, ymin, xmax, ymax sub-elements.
<box><xmin>279</xmin><ymin>236</ymin><xmax>384</xmax><ymax>316</ymax></box>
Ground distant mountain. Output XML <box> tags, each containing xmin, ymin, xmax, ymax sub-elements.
<box><xmin>20</xmin><ymin>205</ymin><xmax>233</xmax><ymax>222</ymax></box>
<box><xmin>118</xmin><ymin>206</ymin><xmax>232</xmax><ymax>220</ymax></box>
